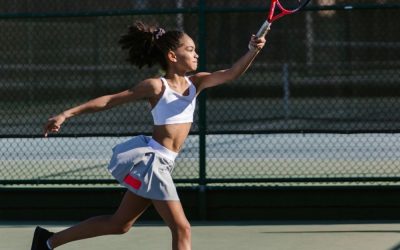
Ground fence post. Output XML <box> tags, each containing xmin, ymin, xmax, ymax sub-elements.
<box><xmin>282</xmin><ymin>63</ymin><xmax>290</xmax><ymax>119</ymax></box>
<box><xmin>197</xmin><ymin>0</ymin><xmax>207</xmax><ymax>220</ymax></box>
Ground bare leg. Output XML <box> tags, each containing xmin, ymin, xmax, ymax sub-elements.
<box><xmin>49</xmin><ymin>191</ymin><xmax>151</xmax><ymax>248</ymax></box>
<box><xmin>153</xmin><ymin>200</ymin><xmax>191</xmax><ymax>250</ymax></box>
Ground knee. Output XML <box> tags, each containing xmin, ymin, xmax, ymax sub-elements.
<box><xmin>116</xmin><ymin>223</ymin><xmax>132</xmax><ymax>234</ymax></box>
<box><xmin>171</xmin><ymin>221</ymin><xmax>191</xmax><ymax>238</ymax></box>
<box><xmin>112</xmin><ymin>223</ymin><xmax>132</xmax><ymax>234</ymax></box>
<box><xmin>108</xmin><ymin>218</ymin><xmax>134</xmax><ymax>235</ymax></box>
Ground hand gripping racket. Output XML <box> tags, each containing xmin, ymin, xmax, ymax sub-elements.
<box><xmin>255</xmin><ymin>0</ymin><xmax>311</xmax><ymax>39</ymax></box>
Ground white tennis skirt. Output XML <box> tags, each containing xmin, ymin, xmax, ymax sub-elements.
<box><xmin>107</xmin><ymin>135</ymin><xmax>179</xmax><ymax>201</ymax></box>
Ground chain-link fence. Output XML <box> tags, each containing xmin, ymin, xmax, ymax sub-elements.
<box><xmin>1</xmin><ymin>0</ymin><xmax>400</xmax><ymax>186</ymax></box>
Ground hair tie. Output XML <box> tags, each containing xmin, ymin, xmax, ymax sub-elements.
<box><xmin>153</xmin><ymin>28</ymin><xmax>166</xmax><ymax>40</ymax></box>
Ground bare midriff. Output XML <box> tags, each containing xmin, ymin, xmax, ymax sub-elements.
<box><xmin>152</xmin><ymin>123</ymin><xmax>192</xmax><ymax>153</ymax></box>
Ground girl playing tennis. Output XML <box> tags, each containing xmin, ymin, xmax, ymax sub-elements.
<box><xmin>31</xmin><ymin>21</ymin><xmax>266</xmax><ymax>250</ymax></box>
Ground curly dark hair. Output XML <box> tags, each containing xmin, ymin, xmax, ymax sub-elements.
<box><xmin>119</xmin><ymin>21</ymin><xmax>185</xmax><ymax>71</ymax></box>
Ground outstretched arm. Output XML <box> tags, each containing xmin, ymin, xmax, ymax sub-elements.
<box><xmin>44</xmin><ymin>79</ymin><xmax>159</xmax><ymax>137</ymax></box>
<box><xmin>191</xmin><ymin>35</ymin><xmax>266</xmax><ymax>93</ymax></box>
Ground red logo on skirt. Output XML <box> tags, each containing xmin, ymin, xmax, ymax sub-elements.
<box><xmin>124</xmin><ymin>175</ymin><xmax>142</xmax><ymax>190</ymax></box>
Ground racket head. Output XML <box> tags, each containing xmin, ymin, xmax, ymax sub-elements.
<box><xmin>268</xmin><ymin>0</ymin><xmax>311</xmax><ymax>22</ymax></box>
<box><xmin>278</xmin><ymin>0</ymin><xmax>311</xmax><ymax>12</ymax></box>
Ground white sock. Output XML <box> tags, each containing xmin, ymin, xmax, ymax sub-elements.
<box><xmin>46</xmin><ymin>239</ymin><xmax>53</xmax><ymax>249</ymax></box>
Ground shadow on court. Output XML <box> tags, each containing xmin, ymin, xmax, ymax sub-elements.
<box><xmin>390</xmin><ymin>243</ymin><xmax>400</xmax><ymax>250</ymax></box>
<box><xmin>2</xmin><ymin>221</ymin><xmax>400</xmax><ymax>250</ymax></box>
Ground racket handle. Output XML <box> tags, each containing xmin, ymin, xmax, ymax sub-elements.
<box><xmin>248</xmin><ymin>20</ymin><xmax>271</xmax><ymax>50</ymax></box>
<box><xmin>255</xmin><ymin>20</ymin><xmax>271</xmax><ymax>38</ymax></box>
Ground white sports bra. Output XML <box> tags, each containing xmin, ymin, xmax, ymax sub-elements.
<box><xmin>151</xmin><ymin>76</ymin><xmax>197</xmax><ymax>125</ymax></box>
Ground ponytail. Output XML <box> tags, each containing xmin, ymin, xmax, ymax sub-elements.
<box><xmin>119</xmin><ymin>21</ymin><xmax>185</xmax><ymax>70</ymax></box>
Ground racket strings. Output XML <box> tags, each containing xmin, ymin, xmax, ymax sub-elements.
<box><xmin>278</xmin><ymin>0</ymin><xmax>310</xmax><ymax>11</ymax></box>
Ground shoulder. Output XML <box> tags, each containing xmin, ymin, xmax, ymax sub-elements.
<box><xmin>188</xmin><ymin>72</ymin><xmax>210</xmax><ymax>88</ymax></box>
<box><xmin>134</xmin><ymin>77</ymin><xmax>163</xmax><ymax>96</ymax></box>
<box><xmin>189</xmin><ymin>72</ymin><xmax>211</xmax><ymax>82</ymax></box>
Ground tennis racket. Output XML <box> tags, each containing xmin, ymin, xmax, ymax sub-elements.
<box><xmin>255</xmin><ymin>0</ymin><xmax>311</xmax><ymax>39</ymax></box>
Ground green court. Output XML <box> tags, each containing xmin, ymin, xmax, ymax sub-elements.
<box><xmin>2</xmin><ymin>221</ymin><xmax>400</xmax><ymax>250</ymax></box>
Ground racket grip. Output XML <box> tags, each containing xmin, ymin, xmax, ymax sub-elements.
<box><xmin>248</xmin><ymin>20</ymin><xmax>271</xmax><ymax>50</ymax></box>
<box><xmin>255</xmin><ymin>20</ymin><xmax>271</xmax><ymax>38</ymax></box>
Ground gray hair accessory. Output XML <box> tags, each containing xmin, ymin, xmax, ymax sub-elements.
<box><xmin>154</xmin><ymin>28</ymin><xmax>165</xmax><ymax>40</ymax></box>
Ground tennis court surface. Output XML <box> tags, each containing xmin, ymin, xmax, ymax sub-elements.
<box><xmin>2</xmin><ymin>221</ymin><xmax>400</xmax><ymax>250</ymax></box>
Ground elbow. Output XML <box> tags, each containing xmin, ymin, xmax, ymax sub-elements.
<box><xmin>102</xmin><ymin>96</ymin><xmax>114</xmax><ymax>109</ymax></box>
<box><xmin>227</xmin><ymin>73</ymin><xmax>242</xmax><ymax>83</ymax></box>
<box><xmin>92</xmin><ymin>95</ymin><xmax>113</xmax><ymax>111</ymax></box>
<box><xmin>224</xmin><ymin>69</ymin><xmax>241</xmax><ymax>83</ymax></box>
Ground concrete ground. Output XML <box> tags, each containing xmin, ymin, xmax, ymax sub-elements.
<box><xmin>2</xmin><ymin>221</ymin><xmax>400</xmax><ymax>250</ymax></box>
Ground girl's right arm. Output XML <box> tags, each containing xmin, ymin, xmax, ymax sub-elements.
<box><xmin>44</xmin><ymin>79</ymin><xmax>160</xmax><ymax>137</ymax></box>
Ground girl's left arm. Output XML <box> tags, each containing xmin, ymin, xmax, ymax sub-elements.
<box><xmin>191</xmin><ymin>35</ymin><xmax>266</xmax><ymax>93</ymax></box>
